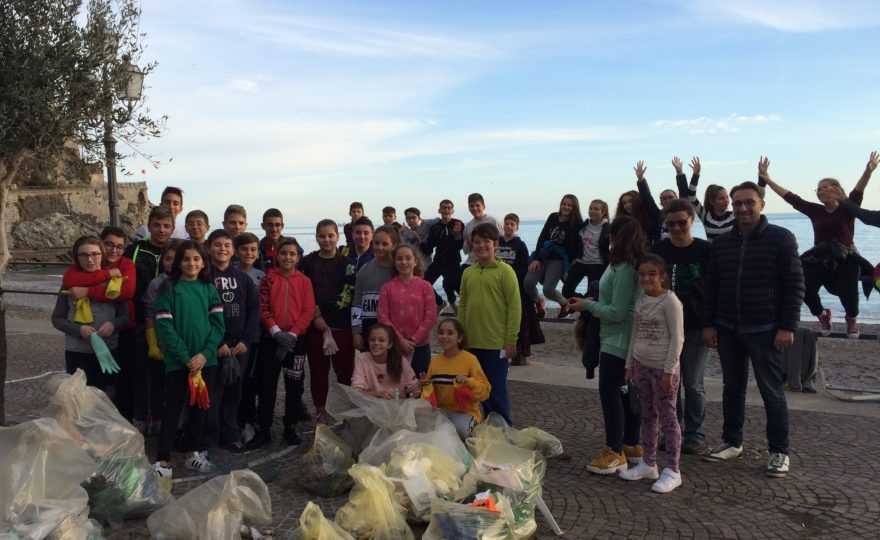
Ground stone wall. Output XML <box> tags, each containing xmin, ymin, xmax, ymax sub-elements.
<box><xmin>4</xmin><ymin>181</ymin><xmax>151</xmax><ymax>251</ymax></box>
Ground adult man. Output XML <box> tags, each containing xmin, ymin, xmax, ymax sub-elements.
<box><xmin>701</xmin><ymin>179</ymin><xmax>804</xmax><ymax>478</ymax></box>
<box><xmin>135</xmin><ymin>186</ymin><xmax>188</xmax><ymax>241</ymax></box>
<box><xmin>651</xmin><ymin>199</ymin><xmax>711</xmax><ymax>454</ymax></box>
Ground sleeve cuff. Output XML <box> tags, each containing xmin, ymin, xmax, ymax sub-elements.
<box><xmin>269</xmin><ymin>325</ymin><xmax>281</xmax><ymax>336</ymax></box>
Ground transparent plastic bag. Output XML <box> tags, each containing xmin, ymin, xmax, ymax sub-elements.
<box><xmin>325</xmin><ymin>384</ymin><xmax>429</xmax><ymax>433</ymax></box>
<box><xmin>300</xmin><ymin>425</ymin><xmax>355</xmax><ymax>497</ymax></box>
<box><xmin>384</xmin><ymin>443</ymin><xmax>467</xmax><ymax>522</ymax></box>
<box><xmin>147</xmin><ymin>470</ymin><xmax>272</xmax><ymax>540</ymax></box>
<box><xmin>359</xmin><ymin>411</ymin><xmax>470</xmax><ymax>468</ymax></box>
<box><xmin>469</xmin><ymin>413</ymin><xmax>563</xmax><ymax>460</ymax></box>
<box><xmin>422</xmin><ymin>495</ymin><xmax>516</xmax><ymax>540</ymax></box>
<box><xmin>334</xmin><ymin>465</ymin><xmax>413</xmax><ymax>540</ymax></box>
<box><xmin>43</xmin><ymin>370</ymin><xmax>172</xmax><ymax>523</ymax></box>
<box><xmin>286</xmin><ymin>502</ymin><xmax>354</xmax><ymax>540</ymax></box>
<box><xmin>0</xmin><ymin>418</ymin><xmax>102</xmax><ymax>539</ymax></box>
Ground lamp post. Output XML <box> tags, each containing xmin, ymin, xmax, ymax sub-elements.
<box><xmin>104</xmin><ymin>58</ymin><xmax>144</xmax><ymax>227</ymax></box>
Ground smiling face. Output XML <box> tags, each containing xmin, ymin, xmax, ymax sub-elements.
<box><xmin>394</xmin><ymin>246</ymin><xmax>417</xmax><ymax>277</ymax></box>
<box><xmin>664</xmin><ymin>210</ymin><xmax>693</xmax><ymax>243</ymax></box>
<box><xmin>660</xmin><ymin>190</ymin><xmax>677</xmax><ymax>209</ymax></box>
<box><xmin>368</xmin><ymin>327</ymin><xmax>393</xmax><ymax>361</ymax></box>
<box><xmin>372</xmin><ymin>231</ymin><xmax>394</xmax><ymax>262</ymax></box>
<box><xmin>439</xmin><ymin>202</ymin><xmax>454</xmax><ymax>221</ymax></box>
<box><xmin>353</xmin><ymin>224</ymin><xmax>373</xmax><ymax>253</ymax></box>
<box><xmin>638</xmin><ymin>261</ymin><xmax>665</xmax><ymax>297</ymax></box>
<box><xmin>816</xmin><ymin>179</ymin><xmax>844</xmax><ymax>205</ymax></box>
<box><xmin>559</xmin><ymin>197</ymin><xmax>574</xmax><ymax>218</ymax></box>
<box><xmin>276</xmin><ymin>244</ymin><xmax>299</xmax><ymax>273</ymax></box>
<box><xmin>732</xmin><ymin>187</ymin><xmax>765</xmax><ymax>232</ymax></box>
<box><xmin>712</xmin><ymin>189</ymin><xmax>730</xmax><ymax>214</ymax></box>
<box><xmin>468</xmin><ymin>201</ymin><xmax>486</xmax><ymax>219</ymax></box>
<box><xmin>161</xmin><ymin>193</ymin><xmax>183</xmax><ymax>218</ymax></box>
<box><xmin>209</xmin><ymin>236</ymin><xmax>233</xmax><ymax>268</ymax></box>
<box><xmin>588</xmin><ymin>202</ymin><xmax>605</xmax><ymax>224</ymax></box>
<box><xmin>223</xmin><ymin>213</ymin><xmax>247</xmax><ymax>238</ymax></box>
<box><xmin>236</xmin><ymin>242</ymin><xmax>258</xmax><ymax>269</ymax></box>
<box><xmin>102</xmin><ymin>234</ymin><xmax>125</xmax><ymax>264</ymax></box>
<box><xmin>185</xmin><ymin>217</ymin><xmax>208</xmax><ymax>242</ymax></box>
<box><xmin>503</xmin><ymin>219</ymin><xmax>518</xmax><ymax>240</ymax></box>
<box><xmin>180</xmin><ymin>249</ymin><xmax>204</xmax><ymax>280</ymax></box>
<box><xmin>161</xmin><ymin>248</ymin><xmax>177</xmax><ymax>274</ymax></box>
<box><xmin>437</xmin><ymin>320</ymin><xmax>463</xmax><ymax>354</ymax></box>
<box><xmin>316</xmin><ymin>225</ymin><xmax>339</xmax><ymax>254</ymax></box>
<box><xmin>471</xmin><ymin>234</ymin><xmax>498</xmax><ymax>266</ymax></box>
<box><xmin>621</xmin><ymin>195</ymin><xmax>633</xmax><ymax>214</ymax></box>
<box><xmin>149</xmin><ymin>217</ymin><xmax>174</xmax><ymax>245</ymax></box>
<box><xmin>261</xmin><ymin>217</ymin><xmax>284</xmax><ymax>241</ymax></box>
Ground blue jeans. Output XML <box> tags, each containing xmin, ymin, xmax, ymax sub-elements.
<box><xmin>716</xmin><ymin>326</ymin><xmax>790</xmax><ymax>454</ymax></box>
<box><xmin>598</xmin><ymin>352</ymin><xmax>640</xmax><ymax>452</ymax></box>
<box><xmin>676</xmin><ymin>330</ymin><xmax>708</xmax><ymax>444</ymax></box>
<box><xmin>472</xmin><ymin>348</ymin><xmax>511</xmax><ymax>425</ymax></box>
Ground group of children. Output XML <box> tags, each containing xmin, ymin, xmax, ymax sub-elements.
<box><xmin>53</xmin><ymin>188</ymin><xmax>525</xmax><ymax>484</ymax></box>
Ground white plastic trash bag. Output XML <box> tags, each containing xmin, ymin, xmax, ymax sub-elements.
<box><xmin>358</xmin><ymin>410</ymin><xmax>470</xmax><ymax>469</ymax></box>
<box><xmin>300</xmin><ymin>425</ymin><xmax>355</xmax><ymax>497</ymax></box>
<box><xmin>325</xmin><ymin>384</ymin><xmax>429</xmax><ymax>433</ymax></box>
<box><xmin>469</xmin><ymin>412</ymin><xmax>563</xmax><ymax>460</ymax></box>
<box><xmin>384</xmin><ymin>443</ymin><xmax>466</xmax><ymax>522</ymax></box>
<box><xmin>0</xmin><ymin>418</ymin><xmax>102</xmax><ymax>539</ymax></box>
<box><xmin>422</xmin><ymin>494</ymin><xmax>516</xmax><ymax>540</ymax></box>
<box><xmin>44</xmin><ymin>370</ymin><xmax>172</xmax><ymax>523</ymax></box>
<box><xmin>147</xmin><ymin>470</ymin><xmax>272</xmax><ymax>540</ymax></box>
<box><xmin>287</xmin><ymin>502</ymin><xmax>354</xmax><ymax>540</ymax></box>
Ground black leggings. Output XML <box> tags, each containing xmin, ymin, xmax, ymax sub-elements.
<box><xmin>424</xmin><ymin>260</ymin><xmax>460</xmax><ymax>305</ymax></box>
<box><xmin>562</xmin><ymin>262</ymin><xmax>606</xmax><ymax>299</ymax></box>
<box><xmin>598</xmin><ymin>352</ymin><xmax>640</xmax><ymax>452</ymax></box>
<box><xmin>803</xmin><ymin>256</ymin><xmax>860</xmax><ymax>318</ymax></box>
<box><xmin>156</xmin><ymin>366</ymin><xmax>215</xmax><ymax>462</ymax></box>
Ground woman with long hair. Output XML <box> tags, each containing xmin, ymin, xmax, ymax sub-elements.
<box><xmin>674</xmin><ymin>156</ymin><xmax>734</xmax><ymax>242</ymax></box>
<box><xmin>616</xmin><ymin>190</ymin><xmax>656</xmax><ymax>244</ymax></box>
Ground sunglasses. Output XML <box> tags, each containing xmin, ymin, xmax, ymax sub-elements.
<box><xmin>665</xmin><ymin>219</ymin><xmax>689</xmax><ymax>228</ymax></box>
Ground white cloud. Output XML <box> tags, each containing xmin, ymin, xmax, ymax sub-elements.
<box><xmin>683</xmin><ymin>0</ymin><xmax>880</xmax><ymax>32</ymax></box>
<box><xmin>654</xmin><ymin>113</ymin><xmax>780</xmax><ymax>134</ymax></box>
<box><xmin>225</xmin><ymin>78</ymin><xmax>259</xmax><ymax>93</ymax></box>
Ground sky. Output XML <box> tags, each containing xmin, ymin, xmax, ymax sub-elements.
<box><xmin>126</xmin><ymin>0</ymin><xmax>880</xmax><ymax>226</ymax></box>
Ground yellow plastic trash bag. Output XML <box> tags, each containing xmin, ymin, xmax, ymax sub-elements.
<box><xmin>288</xmin><ymin>501</ymin><xmax>354</xmax><ymax>540</ymax></box>
<box><xmin>105</xmin><ymin>276</ymin><xmax>124</xmax><ymax>299</ymax></box>
<box><xmin>73</xmin><ymin>297</ymin><xmax>94</xmax><ymax>324</ymax></box>
<box><xmin>335</xmin><ymin>464</ymin><xmax>414</xmax><ymax>540</ymax></box>
<box><xmin>469</xmin><ymin>412</ymin><xmax>563</xmax><ymax>460</ymax></box>
<box><xmin>384</xmin><ymin>443</ymin><xmax>466</xmax><ymax>522</ymax></box>
<box><xmin>301</xmin><ymin>425</ymin><xmax>355</xmax><ymax>497</ymax></box>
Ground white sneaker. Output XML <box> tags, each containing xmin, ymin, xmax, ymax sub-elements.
<box><xmin>766</xmin><ymin>452</ymin><xmax>790</xmax><ymax>478</ymax></box>
<box><xmin>184</xmin><ymin>451</ymin><xmax>215</xmax><ymax>473</ymax></box>
<box><xmin>618</xmin><ymin>461</ymin><xmax>659</xmax><ymax>481</ymax></box>
<box><xmin>703</xmin><ymin>442</ymin><xmax>743</xmax><ymax>462</ymax></box>
<box><xmin>651</xmin><ymin>468</ymin><xmax>682</xmax><ymax>493</ymax></box>
<box><xmin>153</xmin><ymin>462</ymin><xmax>173</xmax><ymax>493</ymax></box>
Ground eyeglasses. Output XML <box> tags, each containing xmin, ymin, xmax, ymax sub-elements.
<box><xmin>732</xmin><ymin>200</ymin><xmax>759</xmax><ymax>208</ymax></box>
<box><xmin>665</xmin><ymin>219</ymin><xmax>689</xmax><ymax>228</ymax></box>
<box><xmin>77</xmin><ymin>252</ymin><xmax>101</xmax><ymax>260</ymax></box>
<box><xmin>103</xmin><ymin>242</ymin><xmax>124</xmax><ymax>252</ymax></box>
<box><xmin>638</xmin><ymin>271</ymin><xmax>660</xmax><ymax>278</ymax></box>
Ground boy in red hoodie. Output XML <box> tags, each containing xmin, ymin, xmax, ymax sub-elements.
<box><xmin>248</xmin><ymin>237</ymin><xmax>316</xmax><ymax>449</ymax></box>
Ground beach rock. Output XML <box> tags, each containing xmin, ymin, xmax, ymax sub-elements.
<box><xmin>9</xmin><ymin>212</ymin><xmax>138</xmax><ymax>250</ymax></box>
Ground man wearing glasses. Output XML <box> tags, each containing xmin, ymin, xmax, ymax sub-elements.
<box><xmin>651</xmin><ymin>199</ymin><xmax>711</xmax><ymax>456</ymax></box>
<box><xmin>701</xmin><ymin>179</ymin><xmax>804</xmax><ymax>478</ymax></box>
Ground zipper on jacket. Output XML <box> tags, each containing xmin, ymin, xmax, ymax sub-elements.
<box><xmin>735</xmin><ymin>236</ymin><xmax>747</xmax><ymax>324</ymax></box>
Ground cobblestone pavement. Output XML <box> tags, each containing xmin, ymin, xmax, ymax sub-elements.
<box><xmin>5</xmin><ymin>326</ymin><xmax>880</xmax><ymax>539</ymax></box>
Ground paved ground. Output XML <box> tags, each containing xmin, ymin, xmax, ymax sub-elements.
<box><xmin>5</xmin><ymin>315</ymin><xmax>880</xmax><ymax>539</ymax></box>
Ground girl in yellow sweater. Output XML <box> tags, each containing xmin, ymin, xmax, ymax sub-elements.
<box><xmin>420</xmin><ymin>318</ymin><xmax>491</xmax><ymax>438</ymax></box>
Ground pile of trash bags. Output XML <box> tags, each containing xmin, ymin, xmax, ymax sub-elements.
<box><xmin>0</xmin><ymin>370</ymin><xmax>274</xmax><ymax>540</ymax></box>
<box><xmin>290</xmin><ymin>384</ymin><xmax>564</xmax><ymax>539</ymax></box>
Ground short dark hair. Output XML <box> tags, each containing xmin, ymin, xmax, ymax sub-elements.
<box><xmin>234</xmin><ymin>232</ymin><xmax>260</xmax><ymax>249</ymax></box>
<box><xmin>100</xmin><ymin>226</ymin><xmax>126</xmax><ymax>240</ymax></box>
<box><xmin>349</xmin><ymin>201</ymin><xmax>364</xmax><ymax>211</ymax></box>
<box><xmin>439</xmin><ymin>199</ymin><xmax>454</xmax><ymax>207</ymax></box>
<box><xmin>353</xmin><ymin>216</ymin><xmax>374</xmax><ymax>231</ymax></box>
<box><xmin>185</xmin><ymin>209</ymin><xmax>209</xmax><ymax>225</ymax></box>
<box><xmin>730</xmin><ymin>181</ymin><xmax>765</xmax><ymax>200</ymax></box>
<box><xmin>404</xmin><ymin>207</ymin><xmax>420</xmax><ymax>217</ymax></box>
<box><xmin>224</xmin><ymin>204</ymin><xmax>247</xmax><ymax>220</ymax></box>
<box><xmin>262</xmin><ymin>208</ymin><xmax>283</xmax><ymax>221</ymax></box>
<box><xmin>316</xmin><ymin>218</ymin><xmax>339</xmax><ymax>234</ymax></box>
<box><xmin>382</xmin><ymin>206</ymin><xmax>396</xmax><ymax>215</ymax></box>
<box><xmin>148</xmin><ymin>206</ymin><xmax>173</xmax><ymax>224</ymax></box>
<box><xmin>468</xmin><ymin>193</ymin><xmax>484</xmax><ymax>205</ymax></box>
<box><xmin>207</xmin><ymin>229</ymin><xmax>233</xmax><ymax>246</ymax></box>
<box><xmin>276</xmin><ymin>236</ymin><xmax>301</xmax><ymax>254</ymax></box>
<box><xmin>471</xmin><ymin>222</ymin><xmax>499</xmax><ymax>242</ymax></box>
<box><xmin>663</xmin><ymin>198</ymin><xmax>695</xmax><ymax>218</ymax></box>
<box><xmin>161</xmin><ymin>239</ymin><xmax>184</xmax><ymax>264</ymax></box>
<box><xmin>504</xmin><ymin>213</ymin><xmax>519</xmax><ymax>225</ymax></box>
<box><xmin>161</xmin><ymin>186</ymin><xmax>183</xmax><ymax>201</ymax></box>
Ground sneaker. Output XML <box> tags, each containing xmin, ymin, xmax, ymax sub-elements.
<box><xmin>283</xmin><ymin>427</ymin><xmax>302</xmax><ymax>447</ymax></box>
<box><xmin>586</xmin><ymin>446</ymin><xmax>628</xmax><ymax>475</ymax></box>
<box><xmin>241</xmin><ymin>423</ymin><xmax>256</xmax><ymax>445</ymax></box>
<box><xmin>618</xmin><ymin>461</ymin><xmax>659</xmax><ymax>481</ymax></box>
<box><xmin>681</xmin><ymin>439</ymin><xmax>707</xmax><ymax>455</ymax></box>
<box><xmin>651</xmin><ymin>468</ymin><xmax>682</xmax><ymax>493</ymax></box>
<box><xmin>152</xmin><ymin>462</ymin><xmax>173</xmax><ymax>492</ymax></box>
<box><xmin>622</xmin><ymin>443</ymin><xmax>643</xmax><ymax>464</ymax></box>
<box><xmin>818</xmin><ymin>309</ymin><xmax>832</xmax><ymax>336</ymax></box>
<box><xmin>184</xmin><ymin>451</ymin><xmax>215</xmax><ymax>473</ymax></box>
<box><xmin>245</xmin><ymin>429</ymin><xmax>271</xmax><ymax>450</ymax></box>
<box><xmin>766</xmin><ymin>452</ymin><xmax>790</xmax><ymax>478</ymax></box>
<box><xmin>703</xmin><ymin>442</ymin><xmax>743</xmax><ymax>462</ymax></box>
<box><xmin>845</xmin><ymin>316</ymin><xmax>860</xmax><ymax>339</ymax></box>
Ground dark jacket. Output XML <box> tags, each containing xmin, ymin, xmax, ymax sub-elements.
<box><xmin>210</xmin><ymin>265</ymin><xmax>260</xmax><ymax>348</ymax></box>
<box><xmin>123</xmin><ymin>240</ymin><xmax>162</xmax><ymax>324</ymax></box>
<box><xmin>637</xmin><ymin>178</ymin><xmax>667</xmax><ymax>243</ymax></box>
<box><xmin>532</xmin><ymin>212</ymin><xmax>582</xmax><ymax>262</ymax></box>
<box><xmin>702</xmin><ymin>215</ymin><xmax>805</xmax><ymax>333</ymax></box>
<box><xmin>424</xmin><ymin>218</ymin><xmax>464</xmax><ymax>264</ymax></box>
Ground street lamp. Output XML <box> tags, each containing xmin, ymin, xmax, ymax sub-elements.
<box><xmin>105</xmin><ymin>58</ymin><xmax>144</xmax><ymax>227</ymax></box>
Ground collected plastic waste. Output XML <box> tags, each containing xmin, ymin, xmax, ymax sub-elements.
<box><xmin>300</xmin><ymin>425</ymin><xmax>355</xmax><ymax>497</ymax></box>
<box><xmin>287</xmin><ymin>502</ymin><xmax>354</xmax><ymax>540</ymax></box>
<box><xmin>469</xmin><ymin>412</ymin><xmax>563</xmax><ymax>459</ymax></box>
<box><xmin>334</xmin><ymin>464</ymin><xmax>413</xmax><ymax>540</ymax></box>
<box><xmin>384</xmin><ymin>443</ymin><xmax>466</xmax><ymax>522</ymax></box>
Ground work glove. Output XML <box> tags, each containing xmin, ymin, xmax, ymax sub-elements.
<box><xmin>145</xmin><ymin>327</ymin><xmax>163</xmax><ymax>360</ymax></box>
<box><xmin>105</xmin><ymin>276</ymin><xmax>124</xmax><ymax>299</ymax></box>
<box><xmin>274</xmin><ymin>332</ymin><xmax>298</xmax><ymax>360</ymax></box>
<box><xmin>322</xmin><ymin>328</ymin><xmax>339</xmax><ymax>355</ymax></box>
<box><xmin>73</xmin><ymin>296</ymin><xmax>94</xmax><ymax>324</ymax></box>
<box><xmin>221</xmin><ymin>355</ymin><xmax>241</xmax><ymax>385</ymax></box>
<box><xmin>90</xmin><ymin>333</ymin><xmax>120</xmax><ymax>374</ymax></box>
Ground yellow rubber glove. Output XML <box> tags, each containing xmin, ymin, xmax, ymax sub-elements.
<box><xmin>73</xmin><ymin>297</ymin><xmax>94</xmax><ymax>324</ymax></box>
<box><xmin>145</xmin><ymin>327</ymin><xmax>163</xmax><ymax>360</ymax></box>
<box><xmin>105</xmin><ymin>276</ymin><xmax>124</xmax><ymax>299</ymax></box>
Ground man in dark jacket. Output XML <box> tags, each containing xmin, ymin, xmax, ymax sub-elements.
<box><xmin>701</xmin><ymin>180</ymin><xmax>805</xmax><ymax>479</ymax></box>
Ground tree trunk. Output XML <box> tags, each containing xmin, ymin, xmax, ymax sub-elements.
<box><xmin>0</xmin><ymin>149</ymin><xmax>33</xmax><ymax>426</ymax></box>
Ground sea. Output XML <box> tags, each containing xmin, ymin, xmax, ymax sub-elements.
<box><xmin>271</xmin><ymin>213</ymin><xmax>880</xmax><ymax>324</ymax></box>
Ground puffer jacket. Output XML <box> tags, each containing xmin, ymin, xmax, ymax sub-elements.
<box><xmin>702</xmin><ymin>215</ymin><xmax>804</xmax><ymax>332</ymax></box>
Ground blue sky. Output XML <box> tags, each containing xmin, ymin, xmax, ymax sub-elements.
<box><xmin>131</xmin><ymin>0</ymin><xmax>880</xmax><ymax>226</ymax></box>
